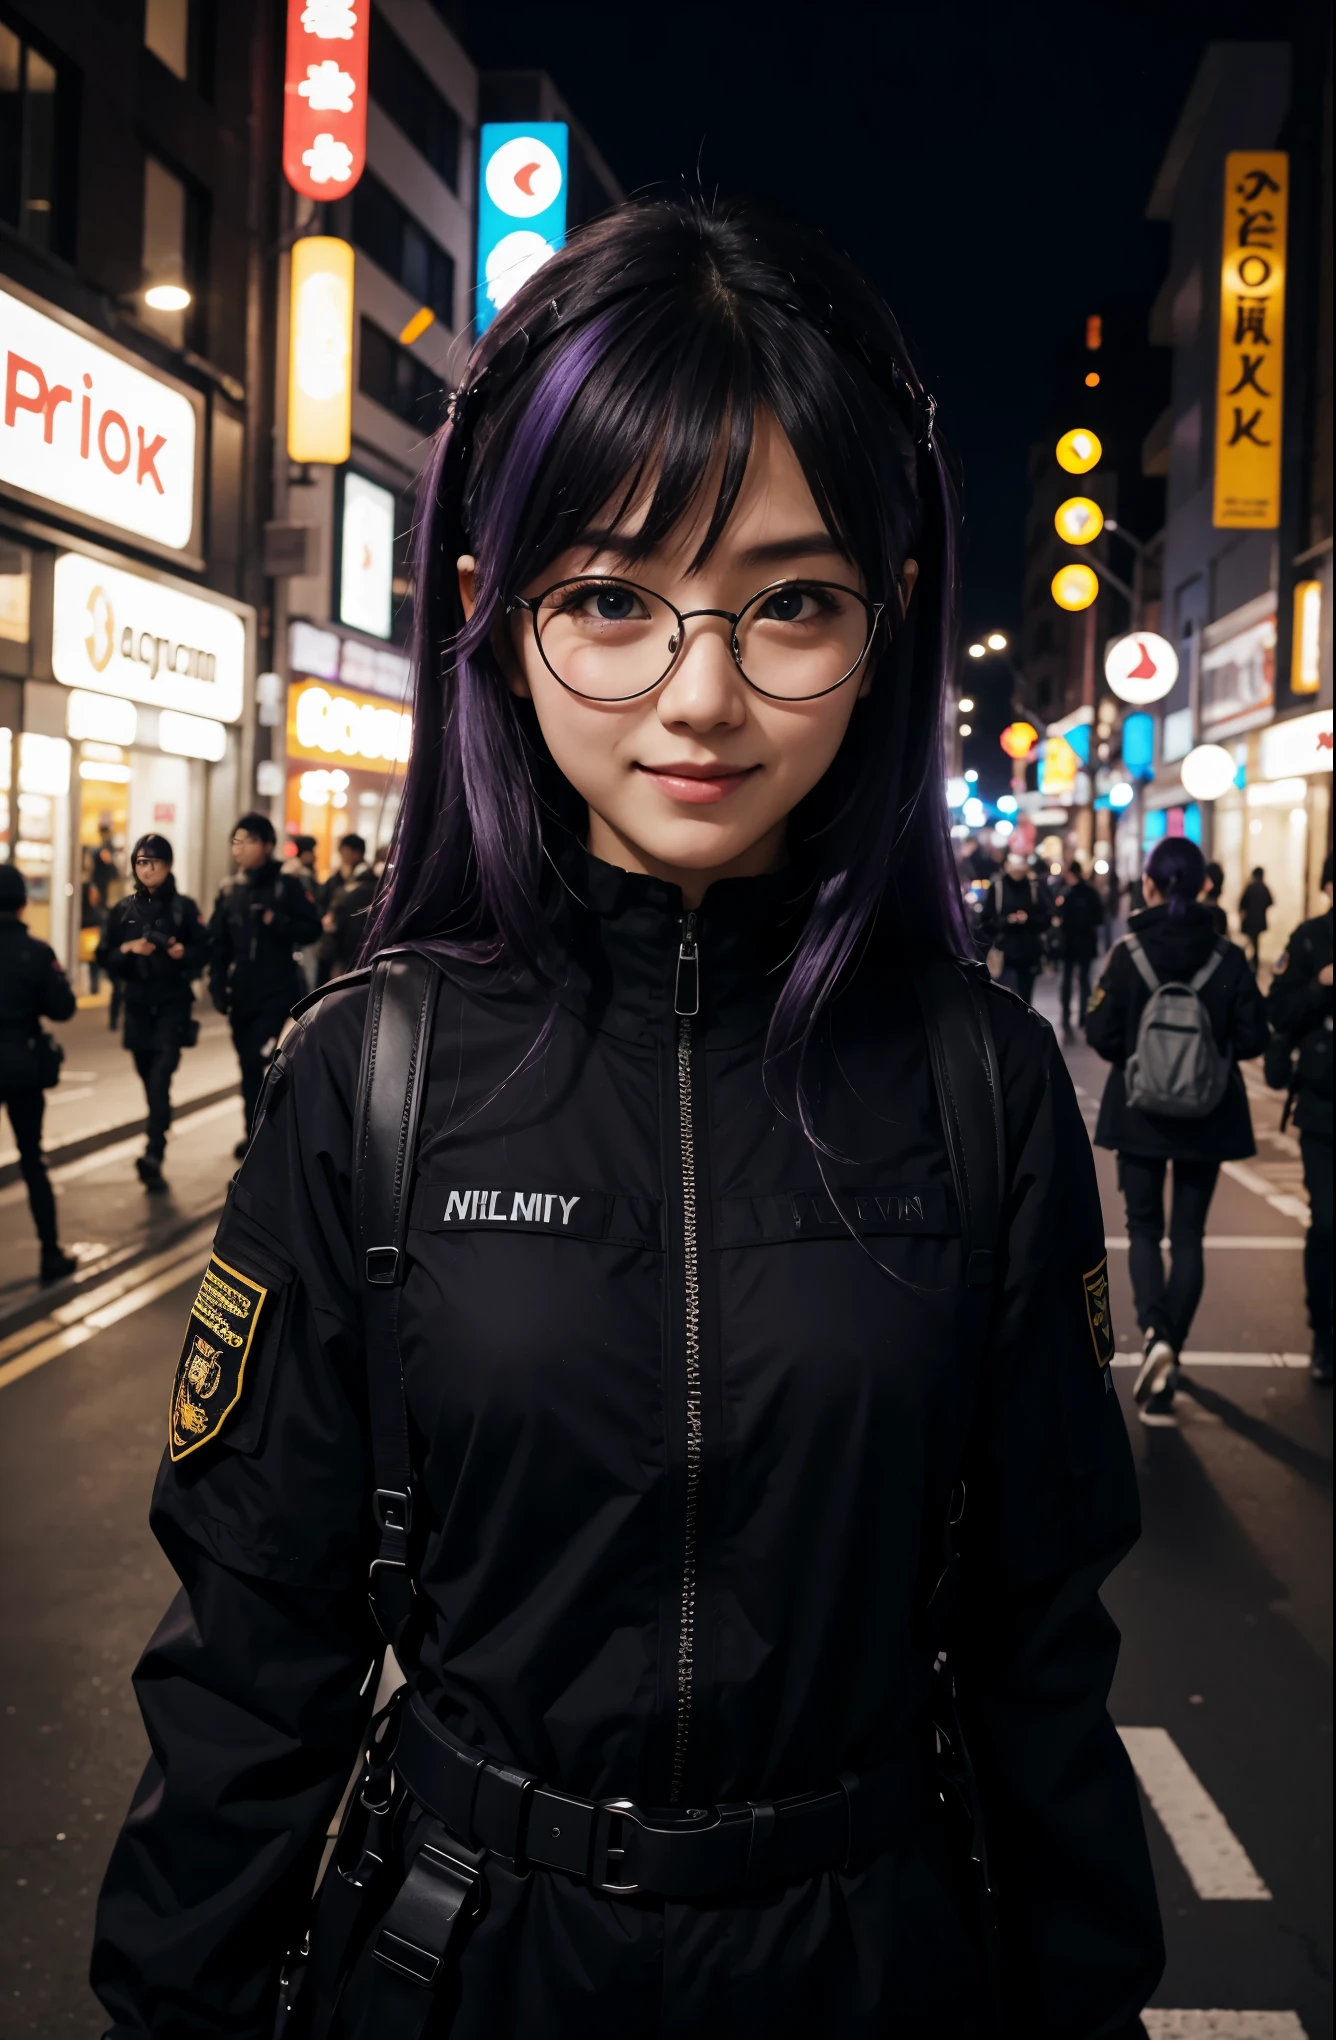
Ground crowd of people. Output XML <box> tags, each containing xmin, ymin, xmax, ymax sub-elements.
<box><xmin>960</xmin><ymin>835</ymin><xmax>1333</xmax><ymax>1403</ymax></box>
<box><xmin>0</xmin><ymin>815</ymin><xmax>383</xmax><ymax>1278</ymax></box>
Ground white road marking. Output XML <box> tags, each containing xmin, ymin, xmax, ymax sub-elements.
<box><xmin>0</xmin><ymin>1095</ymin><xmax>241</xmax><ymax>1209</ymax></box>
<box><xmin>1104</xmin><ymin>1236</ymin><xmax>1304</xmax><ymax>1250</ymax></box>
<box><xmin>0</xmin><ymin>1226</ymin><xmax>214</xmax><ymax>1392</ymax></box>
<box><xmin>1221</xmin><ymin>1160</ymin><xmax>1310</xmax><ymax>1228</ymax></box>
<box><xmin>1143</xmin><ymin>2015</ymin><xmax>1307</xmax><ymax>2039</ymax></box>
<box><xmin>1110</xmin><ymin>1353</ymin><xmax>1309</xmax><ymax>1368</ymax></box>
<box><xmin>1118</xmin><ymin>1727</ymin><xmax>1270</xmax><ymax>1899</ymax></box>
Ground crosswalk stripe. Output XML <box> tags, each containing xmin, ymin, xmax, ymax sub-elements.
<box><xmin>1143</xmin><ymin>2015</ymin><xmax>1307</xmax><ymax>2038</ymax></box>
<box><xmin>1110</xmin><ymin>1352</ymin><xmax>1309</xmax><ymax>1369</ymax></box>
<box><xmin>1118</xmin><ymin>1728</ymin><xmax>1270</xmax><ymax>1899</ymax></box>
<box><xmin>1104</xmin><ymin>1236</ymin><xmax>1304</xmax><ymax>1249</ymax></box>
<box><xmin>0</xmin><ymin>1244</ymin><xmax>209</xmax><ymax>1392</ymax></box>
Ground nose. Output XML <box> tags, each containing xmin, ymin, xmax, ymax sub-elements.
<box><xmin>655</xmin><ymin>613</ymin><xmax>747</xmax><ymax>735</ymax></box>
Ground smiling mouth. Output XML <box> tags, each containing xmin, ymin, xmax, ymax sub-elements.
<box><xmin>635</xmin><ymin>762</ymin><xmax>760</xmax><ymax>805</ymax></box>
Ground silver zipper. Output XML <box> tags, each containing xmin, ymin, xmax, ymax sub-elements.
<box><xmin>671</xmin><ymin>913</ymin><xmax>702</xmax><ymax>1803</ymax></box>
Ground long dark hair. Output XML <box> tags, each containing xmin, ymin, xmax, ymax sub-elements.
<box><xmin>1145</xmin><ymin>836</ymin><xmax>1206</xmax><ymax>916</ymax></box>
<box><xmin>367</xmin><ymin>195</ymin><xmax>967</xmax><ymax>1125</ymax></box>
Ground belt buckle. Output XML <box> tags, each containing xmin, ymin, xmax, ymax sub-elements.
<box><xmin>590</xmin><ymin>1798</ymin><xmax>644</xmax><ymax>1895</ymax></box>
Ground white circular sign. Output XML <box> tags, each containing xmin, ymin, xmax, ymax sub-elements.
<box><xmin>485</xmin><ymin>230</ymin><xmax>556</xmax><ymax>311</ymax></box>
<box><xmin>485</xmin><ymin>136</ymin><xmax>563</xmax><ymax>219</ymax></box>
<box><xmin>1104</xmin><ymin>630</ymin><xmax>1179</xmax><ymax>705</ymax></box>
<box><xmin>1180</xmin><ymin>743</ymin><xmax>1238</xmax><ymax>803</ymax></box>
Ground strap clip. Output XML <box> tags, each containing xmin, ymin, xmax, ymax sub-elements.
<box><xmin>374</xmin><ymin>1488</ymin><xmax>413</xmax><ymax>1535</ymax></box>
<box><xmin>365</xmin><ymin>1245</ymin><xmax>400</xmax><ymax>1286</ymax></box>
<box><xmin>371</xmin><ymin>1827</ymin><xmax>484</xmax><ymax>1988</ymax></box>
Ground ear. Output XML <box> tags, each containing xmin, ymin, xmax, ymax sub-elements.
<box><xmin>458</xmin><ymin>553</ymin><xmax>530</xmax><ymax>698</ymax></box>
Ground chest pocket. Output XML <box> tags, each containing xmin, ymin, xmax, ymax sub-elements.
<box><xmin>408</xmin><ymin>1181</ymin><xmax>662</xmax><ymax>1249</ymax></box>
<box><xmin>714</xmin><ymin>1184</ymin><xmax>958</xmax><ymax>1248</ymax></box>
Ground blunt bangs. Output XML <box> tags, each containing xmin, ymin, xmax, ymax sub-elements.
<box><xmin>367</xmin><ymin>194</ymin><xmax>970</xmax><ymax>1137</ymax></box>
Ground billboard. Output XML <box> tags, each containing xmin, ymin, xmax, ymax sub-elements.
<box><xmin>475</xmin><ymin>123</ymin><xmax>568</xmax><ymax>334</ymax></box>
<box><xmin>1213</xmin><ymin>151</ymin><xmax>1287</xmax><ymax>530</ymax></box>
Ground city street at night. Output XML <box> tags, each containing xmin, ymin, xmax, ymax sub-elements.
<box><xmin>0</xmin><ymin>990</ymin><xmax>1329</xmax><ymax>2037</ymax></box>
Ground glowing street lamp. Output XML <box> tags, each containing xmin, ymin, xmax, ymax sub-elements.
<box><xmin>957</xmin><ymin>697</ymin><xmax>974</xmax><ymax>714</ymax></box>
<box><xmin>1000</xmin><ymin>721</ymin><xmax>1038</xmax><ymax>760</ymax></box>
<box><xmin>1056</xmin><ymin>427</ymin><xmax>1102</xmax><ymax>475</ymax></box>
<box><xmin>986</xmin><ymin>631</ymin><xmax>1007</xmax><ymax>650</ymax></box>
<box><xmin>144</xmin><ymin>283</ymin><xmax>191</xmax><ymax>312</ymax></box>
<box><xmin>1180</xmin><ymin>744</ymin><xmax>1239</xmax><ymax>803</ymax></box>
<box><xmin>1054</xmin><ymin>496</ymin><xmax>1104</xmax><ymax>545</ymax></box>
<box><xmin>1052</xmin><ymin>563</ymin><xmax>1099</xmax><ymax>612</ymax></box>
<box><xmin>967</xmin><ymin>642</ymin><xmax>986</xmax><ymax>658</ymax></box>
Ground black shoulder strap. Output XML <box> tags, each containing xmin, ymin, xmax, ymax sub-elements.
<box><xmin>913</xmin><ymin>954</ymin><xmax>1005</xmax><ymax>1293</ymax></box>
<box><xmin>351</xmin><ymin>950</ymin><xmax>442</xmax><ymax>1649</ymax></box>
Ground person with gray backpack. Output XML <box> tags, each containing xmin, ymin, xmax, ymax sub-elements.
<box><xmin>1086</xmin><ymin>836</ymin><xmax>1268</xmax><ymax>1425</ymax></box>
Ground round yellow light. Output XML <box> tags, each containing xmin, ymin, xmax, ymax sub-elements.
<box><xmin>144</xmin><ymin>283</ymin><xmax>192</xmax><ymax>312</ymax></box>
<box><xmin>986</xmin><ymin>631</ymin><xmax>1008</xmax><ymax>650</ymax></box>
<box><xmin>1052</xmin><ymin>563</ymin><xmax>1099</xmax><ymax>612</ymax></box>
<box><xmin>1084</xmin><ymin>371</ymin><xmax>1100</xmax><ymax>387</ymax></box>
<box><xmin>1056</xmin><ymin>427</ymin><xmax>1102</xmax><ymax>475</ymax></box>
<box><xmin>1054</xmin><ymin>495</ymin><xmax>1104</xmax><ymax>545</ymax></box>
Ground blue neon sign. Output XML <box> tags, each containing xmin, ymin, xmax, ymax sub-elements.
<box><xmin>475</xmin><ymin>123</ymin><xmax>569</xmax><ymax>335</ymax></box>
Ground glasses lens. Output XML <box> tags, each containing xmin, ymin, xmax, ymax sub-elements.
<box><xmin>535</xmin><ymin>580</ymin><xmax>681</xmax><ymax>700</ymax></box>
<box><xmin>736</xmin><ymin>583</ymin><xmax>873</xmax><ymax>698</ymax></box>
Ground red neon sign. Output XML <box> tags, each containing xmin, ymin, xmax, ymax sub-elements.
<box><xmin>282</xmin><ymin>0</ymin><xmax>369</xmax><ymax>202</ymax></box>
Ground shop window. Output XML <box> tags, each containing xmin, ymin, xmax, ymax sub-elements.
<box><xmin>0</xmin><ymin>541</ymin><xmax>30</xmax><ymax>651</ymax></box>
<box><xmin>0</xmin><ymin>17</ymin><xmax>74</xmax><ymax>258</ymax></box>
<box><xmin>369</xmin><ymin>8</ymin><xmax>460</xmax><ymax>191</ymax></box>
<box><xmin>352</xmin><ymin>170</ymin><xmax>455</xmax><ymax>328</ymax></box>
<box><xmin>143</xmin><ymin>0</ymin><xmax>215</xmax><ymax>97</ymax></box>
<box><xmin>141</xmin><ymin>153</ymin><xmax>208</xmax><ymax>351</ymax></box>
<box><xmin>359</xmin><ymin>318</ymin><xmax>446</xmax><ymax>431</ymax></box>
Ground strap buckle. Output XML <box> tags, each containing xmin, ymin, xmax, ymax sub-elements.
<box><xmin>365</xmin><ymin>1245</ymin><xmax>399</xmax><ymax>1286</ymax></box>
<box><xmin>374</xmin><ymin>1488</ymin><xmax>413</xmax><ymax>1535</ymax></box>
<box><xmin>371</xmin><ymin>1830</ymin><xmax>484</xmax><ymax>1988</ymax></box>
<box><xmin>589</xmin><ymin>1799</ymin><xmax>725</xmax><ymax>1897</ymax></box>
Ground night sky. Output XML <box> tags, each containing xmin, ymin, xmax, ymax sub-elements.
<box><xmin>464</xmin><ymin>0</ymin><xmax>1299</xmax><ymax>642</ymax></box>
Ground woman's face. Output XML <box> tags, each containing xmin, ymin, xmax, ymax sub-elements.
<box><xmin>460</xmin><ymin>413</ymin><xmax>915</xmax><ymax>906</ymax></box>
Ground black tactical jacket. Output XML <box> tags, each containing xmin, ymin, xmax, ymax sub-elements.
<box><xmin>207</xmin><ymin>859</ymin><xmax>321</xmax><ymax>1019</ymax></box>
<box><xmin>95</xmin><ymin>883</ymin><xmax>210</xmax><ymax>1014</ymax></box>
<box><xmin>93</xmin><ymin>854</ymin><xmax>1161</xmax><ymax>2039</ymax></box>
<box><xmin>0</xmin><ymin>917</ymin><xmax>76</xmax><ymax>1093</ymax></box>
<box><xmin>1267</xmin><ymin>908</ymin><xmax>1333</xmax><ymax>1140</ymax></box>
<box><xmin>977</xmin><ymin>872</ymin><xmax>1051</xmax><ymax>967</ymax></box>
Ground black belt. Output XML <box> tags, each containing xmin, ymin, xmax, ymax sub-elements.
<box><xmin>393</xmin><ymin>1692</ymin><xmax>930</xmax><ymax>1901</ymax></box>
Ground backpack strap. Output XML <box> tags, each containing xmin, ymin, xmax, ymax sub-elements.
<box><xmin>352</xmin><ymin>950</ymin><xmax>442</xmax><ymax>1650</ymax></box>
<box><xmin>912</xmin><ymin>954</ymin><xmax>1005</xmax><ymax>1292</ymax></box>
<box><xmin>1122</xmin><ymin>932</ymin><xmax>1161</xmax><ymax>994</ymax></box>
<box><xmin>1189</xmin><ymin>938</ymin><xmax>1230</xmax><ymax>993</ymax></box>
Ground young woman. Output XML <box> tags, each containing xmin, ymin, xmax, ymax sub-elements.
<box><xmin>1087</xmin><ymin>836</ymin><xmax>1268</xmax><ymax>1425</ymax></box>
<box><xmin>93</xmin><ymin>199</ymin><xmax>1161</xmax><ymax>2037</ymax></box>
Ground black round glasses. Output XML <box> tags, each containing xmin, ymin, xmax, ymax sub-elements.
<box><xmin>505</xmin><ymin>577</ymin><xmax>883</xmax><ymax>704</ymax></box>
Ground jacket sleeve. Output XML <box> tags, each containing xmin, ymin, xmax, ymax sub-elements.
<box><xmin>1268</xmin><ymin>929</ymin><xmax>1329</xmax><ymax>1039</ymax></box>
<box><xmin>178</xmin><ymin>898</ymin><xmax>212</xmax><ymax>980</ymax></box>
<box><xmin>39</xmin><ymin>944</ymin><xmax>78</xmax><ymax>1022</ymax></box>
<box><xmin>95</xmin><ymin>903</ymin><xmax>127</xmax><ymax>982</ymax></box>
<box><xmin>958</xmin><ymin>1010</ymin><xmax>1163</xmax><ymax>2038</ymax></box>
<box><xmin>207</xmin><ymin>892</ymin><xmax>232</xmax><ymax>1011</ymax></box>
<box><xmin>269</xmin><ymin>874</ymin><xmax>322</xmax><ymax>949</ymax></box>
<box><xmin>1228</xmin><ymin>952</ymin><xmax>1270</xmax><ymax>1061</ymax></box>
<box><xmin>1083</xmin><ymin>944</ymin><xmax>1129</xmax><ymax>1064</ymax></box>
<box><xmin>91</xmin><ymin>989</ymin><xmax>380</xmax><ymax>2039</ymax></box>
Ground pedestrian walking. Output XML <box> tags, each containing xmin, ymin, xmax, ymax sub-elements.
<box><xmin>95</xmin><ymin>834</ymin><xmax>210</xmax><ymax>1194</ymax></box>
<box><xmin>315</xmin><ymin>831</ymin><xmax>377</xmax><ymax>983</ymax></box>
<box><xmin>1053</xmin><ymin>856</ymin><xmax>1104</xmax><ymax>1038</ymax></box>
<box><xmin>1239</xmin><ymin>865</ymin><xmax>1272</xmax><ymax>972</ymax></box>
<box><xmin>1086</xmin><ymin>836</ymin><xmax>1268</xmax><ymax>1425</ymax></box>
<box><xmin>284</xmin><ymin>833</ymin><xmax>323</xmax><ymax>993</ymax></box>
<box><xmin>94</xmin><ymin>197</ymin><xmax>1162</xmax><ymax>2039</ymax></box>
<box><xmin>978</xmin><ymin>847</ymin><xmax>1051</xmax><ymax>1003</ymax></box>
<box><xmin>0</xmin><ymin>864</ymin><xmax>78</xmax><ymax>1283</ymax></box>
<box><xmin>207</xmin><ymin>813</ymin><xmax>321</xmax><ymax>1156</ymax></box>
<box><xmin>1201</xmin><ymin>859</ymin><xmax>1229</xmax><ymax>939</ymax></box>
<box><xmin>1265</xmin><ymin>852</ymin><xmax>1333</xmax><ymax>1384</ymax></box>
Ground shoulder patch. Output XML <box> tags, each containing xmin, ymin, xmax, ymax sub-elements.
<box><xmin>1087</xmin><ymin>984</ymin><xmax>1106</xmax><ymax>1011</ymax></box>
<box><xmin>169</xmin><ymin>1254</ymin><xmax>271</xmax><ymax>1460</ymax></box>
<box><xmin>1082</xmin><ymin>1256</ymin><xmax>1115</xmax><ymax>1371</ymax></box>
<box><xmin>1272</xmin><ymin>950</ymin><xmax>1289</xmax><ymax>975</ymax></box>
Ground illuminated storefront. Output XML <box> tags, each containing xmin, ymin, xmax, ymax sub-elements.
<box><xmin>285</xmin><ymin>672</ymin><xmax>410</xmax><ymax>870</ymax></box>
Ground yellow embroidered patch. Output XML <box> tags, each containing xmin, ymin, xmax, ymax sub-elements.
<box><xmin>1082</xmin><ymin>1256</ymin><xmax>1115</xmax><ymax>1370</ymax></box>
<box><xmin>169</xmin><ymin>1254</ymin><xmax>269</xmax><ymax>1460</ymax></box>
<box><xmin>1087</xmin><ymin>985</ymin><xmax>1106</xmax><ymax>1011</ymax></box>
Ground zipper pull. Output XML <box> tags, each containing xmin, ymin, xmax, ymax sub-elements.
<box><xmin>675</xmin><ymin>910</ymin><xmax>700</xmax><ymax>1018</ymax></box>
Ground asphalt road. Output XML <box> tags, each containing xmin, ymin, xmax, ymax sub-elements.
<box><xmin>0</xmin><ymin>977</ymin><xmax>1329</xmax><ymax>2039</ymax></box>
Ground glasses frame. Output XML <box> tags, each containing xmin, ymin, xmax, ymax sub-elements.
<box><xmin>505</xmin><ymin>575</ymin><xmax>885</xmax><ymax>704</ymax></box>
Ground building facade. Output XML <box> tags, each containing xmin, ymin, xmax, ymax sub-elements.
<box><xmin>1131</xmin><ymin>38</ymin><xmax>1333</xmax><ymax>958</ymax></box>
<box><xmin>0</xmin><ymin>0</ymin><xmax>277</xmax><ymax>970</ymax></box>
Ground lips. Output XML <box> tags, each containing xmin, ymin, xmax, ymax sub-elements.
<box><xmin>636</xmin><ymin>763</ymin><xmax>759</xmax><ymax>806</ymax></box>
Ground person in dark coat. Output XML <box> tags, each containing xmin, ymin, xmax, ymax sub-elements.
<box><xmin>316</xmin><ymin>832</ymin><xmax>377</xmax><ymax>983</ymax></box>
<box><xmin>977</xmin><ymin>850</ymin><xmax>1051</xmax><ymax>1005</ymax></box>
<box><xmin>1200</xmin><ymin>859</ymin><xmax>1229</xmax><ymax>939</ymax></box>
<box><xmin>93</xmin><ymin>197</ymin><xmax>1162</xmax><ymax>2040</ymax></box>
<box><xmin>96</xmin><ymin>835</ymin><xmax>210</xmax><ymax>1193</ymax></box>
<box><xmin>1087</xmin><ymin>835</ymin><xmax>1268</xmax><ymax>1424</ymax></box>
<box><xmin>1266</xmin><ymin>853</ymin><xmax>1333</xmax><ymax>1383</ymax></box>
<box><xmin>208</xmin><ymin>814</ymin><xmax>321</xmax><ymax>1156</ymax></box>
<box><xmin>1238</xmin><ymin>865</ymin><xmax>1272</xmax><ymax>972</ymax></box>
<box><xmin>1053</xmin><ymin>856</ymin><xmax>1104</xmax><ymax>1038</ymax></box>
<box><xmin>0</xmin><ymin>864</ymin><xmax>78</xmax><ymax>1282</ymax></box>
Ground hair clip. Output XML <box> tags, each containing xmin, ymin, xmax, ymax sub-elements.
<box><xmin>916</xmin><ymin>392</ymin><xmax>937</xmax><ymax>452</ymax></box>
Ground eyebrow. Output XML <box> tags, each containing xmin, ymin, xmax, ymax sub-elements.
<box><xmin>573</xmin><ymin>528</ymin><xmax>849</xmax><ymax>570</ymax></box>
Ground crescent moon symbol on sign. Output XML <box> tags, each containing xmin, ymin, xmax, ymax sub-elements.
<box><xmin>514</xmin><ymin>161</ymin><xmax>542</xmax><ymax>197</ymax></box>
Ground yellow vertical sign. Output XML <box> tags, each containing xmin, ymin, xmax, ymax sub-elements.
<box><xmin>1213</xmin><ymin>151</ymin><xmax>1287</xmax><ymax>529</ymax></box>
<box><xmin>287</xmin><ymin>237</ymin><xmax>354</xmax><ymax>466</ymax></box>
